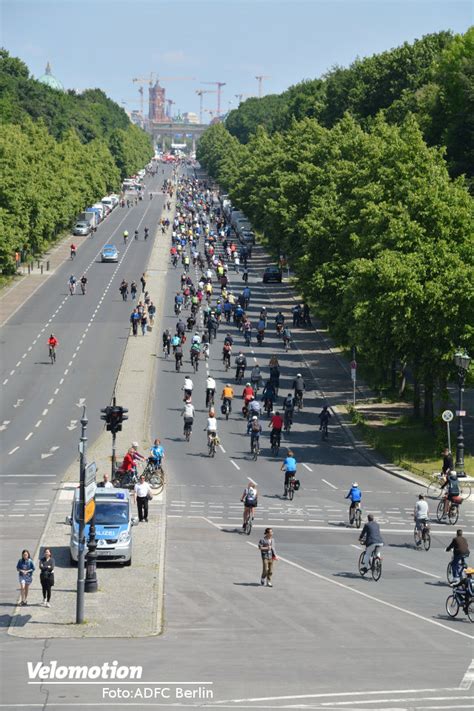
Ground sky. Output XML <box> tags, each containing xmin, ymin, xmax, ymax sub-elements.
<box><xmin>1</xmin><ymin>0</ymin><xmax>472</xmax><ymax>123</ymax></box>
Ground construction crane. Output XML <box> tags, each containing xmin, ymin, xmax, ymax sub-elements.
<box><xmin>203</xmin><ymin>108</ymin><xmax>218</xmax><ymax>122</ymax></box>
<box><xmin>235</xmin><ymin>93</ymin><xmax>253</xmax><ymax>104</ymax></box>
<box><xmin>255</xmin><ymin>75</ymin><xmax>271</xmax><ymax>98</ymax></box>
<box><xmin>201</xmin><ymin>81</ymin><xmax>226</xmax><ymax>117</ymax></box>
<box><xmin>195</xmin><ymin>89</ymin><xmax>215</xmax><ymax>123</ymax></box>
<box><xmin>133</xmin><ymin>74</ymin><xmax>195</xmax><ymax>116</ymax></box>
<box><xmin>166</xmin><ymin>99</ymin><xmax>175</xmax><ymax>119</ymax></box>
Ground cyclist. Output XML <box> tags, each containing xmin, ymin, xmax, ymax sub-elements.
<box><xmin>345</xmin><ymin>482</ymin><xmax>362</xmax><ymax>524</ymax></box>
<box><xmin>443</xmin><ymin>470</ymin><xmax>461</xmax><ymax>517</ymax></box>
<box><xmin>190</xmin><ymin>341</ymin><xmax>201</xmax><ymax>369</ymax></box>
<box><xmin>162</xmin><ymin>329</ymin><xmax>172</xmax><ymax>357</ymax></box>
<box><xmin>319</xmin><ymin>405</ymin><xmax>331</xmax><ymax>434</ymax></box>
<box><xmin>175</xmin><ymin>292</ymin><xmax>184</xmax><ymax>314</ymax></box>
<box><xmin>441</xmin><ymin>447</ymin><xmax>454</xmax><ymax>476</ymax></box>
<box><xmin>413</xmin><ymin>494</ymin><xmax>429</xmax><ymax>546</ymax></box>
<box><xmin>134</xmin><ymin>229</ymin><xmax>139</xmax><ymax>240</ymax></box>
<box><xmin>292</xmin><ymin>373</ymin><xmax>305</xmax><ymax>408</ymax></box>
<box><xmin>176</xmin><ymin>319</ymin><xmax>186</xmax><ymax>339</ymax></box>
<box><xmin>223</xmin><ymin>341</ymin><xmax>232</xmax><ymax>368</ymax></box>
<box><xmin>48</xmin><ymin>334</ymin><xmax>58</xmax><ymax>360</ymax></box>
<box><xmin>123</xmin><ymin>230</ymin><xmax>129</xmax><ymax>244</ymax></box>
<box><xmin>70</xmin><ymin>243</ymin><xmax>77</xmax><ymax>259</ymax></box>
<box><xmin>80</xmin><ymin>275</ymin><xmax>87</xmax><ymax>294</ymax></box>
<box><xmin>292</xmin><ymin>303</ymin><xmax>302</xmax><ymax>327</ymax></box>
<box><xmin>183</xmin><ymin>376</ymin><xmax>193</xmax><ymax>399</ymax></box>
<box><xmin>275</xmin><ymin>311</ymin><xmax>285</xmax><ymax>334</ymax></box>
<box><xmin>206</xmin><ymin>375</ymin><xmax>216</xmax><ymax>408</ymax></box>
<box><xmin>281</xmin><ymin>450</ymin><xmax>297</xmax><ymax>498</ymax></box>
<box><xmin>221</xmin><ymin>383</ymin><xmax>234</xmax><ymax>413</ymax></box>
<box><xmin>249</xmin><ymin>416</ymin><xmax>262</xmax><ymax>454</ymax></box>
<box><xmin>282</xmin><ymin>325</ymin><xmax>292</xmax><ymax>349</ymax></box>
<box><xmin>241</xmin><ymin>479</ymin><xmax>258</xmax><ymax>529</ymax></box>
<box><xmin>269</xmin><ymin>411</ymin><xmax>283</xmax><ymax>449</ymax></box>
<box><xmin>283</xmin><ymin>393</ymin><xmax>295</xmax><ymax>429</ymax></box>
<box><xmin>235</xmin><ymin>352</ymin><xmax>247</xmax><ymax>381</ymax></box>
<box><xmin>248</xmin><ymin>396</ymin><xmax>262</xmax><ymax>423</ymax></box>
<box><xmin>262</xmin><ymin>380</ymin><xmax>276</xmax><ymax>415</ymax></box>
<box><xmin>359</xmin><ymin>514</ymin><xmax>384</xmax><ymax>573</ymax></box>
<box><xmin>250</xmin><ymin>364</ymin><xmax>262</xmax><ymax>393</ymax></box>
<box><xmin>206</xmin><ymin>409</ymin><xmax>218</xmax><ymax>449</ymax></box>
<box><xmin>149</xmin><ymin>438</ymin><xmax>164</xmax><ymax>468</ymax></box>
<box><xmin>242</xmin><ymin>285</ymin><xmax>251</xmax><ymax>309</ymax></box>
<box><xmin>446</xmin><ymin>529</ymin><xmax>470</xmax><ymax>584</ymax></box>
<box><xmin>181</xmin><ymin>400</ymin><xmax>195</xmax><ymax>439</ymax></box>
<box><xmin>144</xmin><ymin>227</ymin><xmax>149</xmax><ymax>240</ymax></box>
<box><xmin>224</xmin><ymin>333</ymin><xmax>234</xmax><ymax>347</ymax></box>
<box><xmin>243</xmin><ymin>319</ymin><xmax>252</xmax><ymax>346</ymax></box>
<box><xmin>68</xmin><ymin>275</ymin><xmax>76</xmax><ymax>295</ymax></box>
<box><xmin>174</xmin><ymin>342</ymin><xmax>183</xmax><ymax>370</ymax></box>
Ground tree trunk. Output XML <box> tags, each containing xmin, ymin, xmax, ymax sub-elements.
<box><xmin>423</xmin><ymin>380</ymin><xmax>434</xmax><ymax>427</ymax></box>
<box><xmin>399</xmin><ymin>360</ymin><xmax>407</xmax><ymax>397</ymax></box>
<box><xmin>391</xmin><ymin>359</ymin><xmax>397</xmax><ymax>390</ymax></box>
<box><xmin>413</xmin><ymin>374</ymin><xmax>421</xmax><ymax>419</ymax></box>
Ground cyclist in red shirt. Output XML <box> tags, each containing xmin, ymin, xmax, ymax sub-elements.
<box><xmin>120</xmin><ymin>448</ymin><xmax>135</xmax><ymax>473</ymax></box>
<box><xmin>269</xmin><ymin>411</ymin><xmax>283</xmax><ymax>449</ymax></box>
<box><xmin>242</xmin><ymin>383</ymin><xmax>255</xmax><ymax>405</ymax></box>
<box><xmin>48</xmin><ymin>334</ymin><xmax>58</xmax><ymax>349</ymax></box>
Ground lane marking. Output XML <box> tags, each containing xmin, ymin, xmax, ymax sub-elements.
<box><xmin>322</xmin><ymin>478</ymin><xmax>338</xmax><ymax>489</ymax></box>
<box><xmin>302</xmin><ymin>463</ymin><xmax>313</xmax><ymax>472</ymax></box>
<box><xmin>219</xmin><ymin>444</ymin><xmax>226</xmax><ymax>453</ymax></box>
<box><xmin>54</xmin><ymin>388</ymin><xmax>60</xmax><ymax>394</ymax></box>
<box><xmin>215</xmin><ymin>687</ymin><xmax>465</xmax><ymax>705</ymax></box>
<box><xmin>42</xmin><ymin>409</ymin><xmax>48</xmax><ymax>416</ymax></box>
<box><xmin>35</xmin><ymin>420</ymin><xmax>42</xmax><ymax>428</ymax></box>
<box><xmin>397</xmin><ymin>563</ymin><xmax>439</xmax><ymax>579</ymax></box>
<box><xmin>24</xmin><ymin>433</ymin><xmax>33</xmax><ymax>441</ymax></box>
<box><xmin>48</xmin><ymin>398</ymin><xmax>54</xmax><ymax>405</ymax></box>
<box><xmin>459</xmin><ymin>659</ymin><xmax>474</xmax><ymax>690</ymax></box>
<box><xmin>8</xmin><ymin>447</ymin><xmax>19</xmax><ymax>455</ymax></box>
<box><xmin>246</xmin><ymin>542</ymin><xmax>474</xmax><ymax>641</ymax></box>
<box><xmin>230</xmin><ymin>459</ymin><xmax>240</xmax><ymax>470</ymax></box>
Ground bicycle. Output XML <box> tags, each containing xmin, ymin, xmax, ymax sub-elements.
<box><xmin>445</xmin><ymin>584</ymin><xmax>474</xmax><ymax>623</ymax></box>
<box><xmin>244</xmin><ymin>508</ymin><xmax>254</xmax><ymax>536</ymax></box>
<box><xmin>175</xmin><ymin>356</ymin><xmax>182</xmax><ymax>373</ymax></box>
<box><xmin>283</xmin><ymin>336</ymin><xmax>290</xmax><ymax>352</ymax></box>
<box><xmin>358</xmin><ymin>546</ymin><xmax>383</xmax><ymax>581</ymax></box>
<box><xmin>283</xmin><ymin>409</ymin><xmax>293</xmax><ymax>432</ymax></box>
<box><xmin>286</xmin><ymin>475</ymin><xmax>298</xmax><ymax>501</ymax></box>
<box><xmin>184</xmin><ymin>420</ymin><xmax>193</xmax><ymax>442</ymax></box>
<box><xmin>447</xmin><ymin>556</ymin><xmax>468</xmax><ymax>585</ymax></box>
<box><xmin>321</xmin><ymin>421</ymin><xmax>329</xmax><ymax>441</ymax></box>
<box><xmin>49</xmin><ymin>345</ymin><xmax>56</xmax><ymax>365</ymax></box>
<box><xmin>208</xmin><ymin>433</ymin><xmax>217</xmax><ymax>458</ymax></box>
<box><xmin>413</xmin><ymin>520</ymin><xmax>431</xmax><ymax>551</ymax></box>
<box><xmin>80</xmin><ymin>281</ymin><xmax>86</xmax><ymax>295</ymax></box>
<box><xmin>437</xmin><ymin>498</ymin><xmax>461</xmax><ymax>525</ymax></box>
<box><xmin>221</xmin><ymin>398</ymin><xmax>231</xmax><ymax>421</ymax></box>
<box><xmin>68</xmin><ymin>282</ymin><xmax>76</xmax><ymax>295</ymax></box>
<box><xmin>251</xmin><ymin>436</ymin><xmax>260</xmax><ymax>461</ymax></box>
<box><xmin>426</xmin><ymin>472</ymin><xmax>446</xmax><ymax>499</ymax></box>
<box><xmin>142</xmin><ymin>460</ymin><xmax>164</xmax><ymax>494</ymax></box>
<box><xmin>349</xmin><ymin>502</ymin><xmax>362</xmax><ymax>528</ymax></box>
<box><xmin>295</xmin><ymin>390</ymin><xmax>303</xmax><ymax>411</ymax></box>
<box><xmin>191</xmin><ymin>351</ymin><xmax>200</xmax><ymax>373</ymax></box>
<box><xmin>270</xmin><ymin>430</ymin><xmax>281</xmax><ymax>456</ymax></box>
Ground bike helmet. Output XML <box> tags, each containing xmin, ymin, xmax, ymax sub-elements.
<box><xmin>131</xmin><ymin>441</ymin><xmax>139</xmax><ymax>448</ymax></box>
<box><xmin>226</xmin><ymin>383</ymin><xmax>231</xmax><ymax>387</ymax></box>
<box><xmin>246</xmin><ymin>382</ymin><xmax>251</xmax><ymax>387</ymax></box>
<box><xmin>352</xmin><ymin>482</ymin><xmax>358</xmax><ymax>488</ymax></box>
<box><xmin>252</xmin><ymin>416</ymin><xmax>258</xmax><ymax>421</ymax></box>
<box><xmin>297</xmin><ymin>373</ymin><xmax>302</xmax><ymax>378</ymax></box>
<box><xmin>450</xmin><ymin>471</ymin><xmax>458</xmax><ymax>478</ymax></box>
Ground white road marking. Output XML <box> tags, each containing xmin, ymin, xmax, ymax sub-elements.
<box><xmin>351</xmin><ymin>544</ymin><xmax>362</xmax><ymax>550</ymax></box>
<box><xmin>35</xmin><ymin>420</ymin><xmax>42</xmax><ymax>428</ymax></box>
<box><xmin>302</xmin><ymin>463</ymin><xmax>313</xmax><ymax>471</ymax></box>
<box><xmin>219</xmin><ymin>444</ymin><xmax>226</xmax><ymax>453</ymax></box>
<box><xmin>68</xmin><ymin>361</ymin><xmax>73</xmax><ymax>367</ymax></box>
<box><xmin>42</xmin><ymin>409</ymin><xmax>48</xmax><ymax>416</ymax></box>
<box><xmin>10</xmin><ymin>370</ymin><xmax>14</xmax><ymax>375</ymax></box>
<box><xmin>459</xmin><ymin>659</ymin><xmax>474</xmax><ymax>689</ymax></box>
<box><xmin>48</xmin><ymin>398</ymin><xmax>54</xmax><ymax>405</ymax></box>
<box><xmin>25</xmin><ymin>433</ymin><xmax>33</xmax><ymax>441</ymax></box>
<box><xmin>0</xmin><ymin>420</ymin><xmax>10</xmax><ymax>431</ymax></box>
<box><xmin>16</xmin><ymin>361</ymin><xmax>21</xmax><ymax>367</ymax></box>
<box><xmin>230</xmin><ymin>459</ymin><xmax>240</xmax><ymax>470</ymax></box>
<box><xmin>397</xmin><ymin>563</ymin><xmax>439</xmax><ymax>579</ymax></box>
<box><xmin>59</xmin><ymin>378</ymin><xmax>64</xmax><ymax>384</ymax></box>
<box><xmin>54</xmin><ymin>388</ymin><xmax>60</xmax><ymax>394</ymax></box>
<box><xmin>322</xmin><ymin>478</ymin><xmax>338</xmax><ymax>489</ymax></box>
<box><xmin>2</xmin><ymin>379</ymin><xmax>8</xmax><ymax>385</ymax></box>
<box><xmin>64</xmin><ymin>369</ymin><xmax>68</xmax><ymax>375</ymax></box>
<box><xmin>13</xmin><ymin>398</ymin><xmax>24</xmax><ymax>408</ymax></box>
<box><xmin>246</xmin><ymin>542</ymin><xmax>474</xmax><ymax>641</ymax></box>
<box><xmin>8</xmin><ymin>447</ymin><xmax>19</xmax><ymax>455</ymax></box>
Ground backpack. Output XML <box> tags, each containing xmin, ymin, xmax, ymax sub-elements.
<box><xmin>251</xmin><ymin>420</ymin><xmax>260</xmax><ymax>432</ymax></box>
<box><xmin>245</xmin><ymin>489</ymin><xmax>257</xmax><ymax>506</ymax></box>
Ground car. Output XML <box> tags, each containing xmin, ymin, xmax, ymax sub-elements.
<box><xmin>73</xmin><ymin>221</ymin><xmax>91</xmax><ymax>236</ymax></box>
<box><xmin>101</xmin><ymin>244</ymin><xmax>119</xmax><ymax>263</ymax></box>
<box><xmin>67</xmin><ymin>488</ymin><xmax>137</xmax><ymax>566</ymax></box>
<box><xmin>263</xmin><ymin>266</ymin><xmax>283</xmax><ymax>283</ymax></box>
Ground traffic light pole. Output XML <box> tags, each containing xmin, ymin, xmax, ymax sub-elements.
<box><xmin>111</xmin><ymin>396</ymin><xmax>117</xmax><ymax>477</ymax></box>
<box><xmin>76</xmin><ymin>407</ymin><xmax>87</xmax><ymax>624</ymax></box>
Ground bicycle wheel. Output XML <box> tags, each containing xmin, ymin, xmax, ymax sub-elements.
<box><xmin>422</xmin><ymin>530</ymin><xmax>431</xmax><ymax>551</ymax></box>
<box><xmin>448</xmin><ymin>505</ymin><xmax>459</xmax><ymax>525</ymax></box>
<box><xmin>436</xmin><ymin>501</ymin><xmax>445</xmax><ymax>522</ymax></box>
<box><xmin>467</xmin><ymin>600</ymin><xmax>474</xmax><ymax>623</ymax></box>
<box><xmin>245</xmin><ymin>516</ymin><xmax>252</xmax><ymax>536</ymax></box>
<box><xmin>372</xmin><ymin>557</ymin><xmax>382</xmax><ymax>581</ymax></box>
<box><xmin>427</xmin><ymin>481</ymin><xmax>443</xmax><ymax>499</ymax></box>
<box><xmin>461</xmin><ymin>482</ymin><xmax>472</xmax><ymax>501</ymax></box>
<box><xmin>252</xmin><ymin>445</ymin><xmax>258</xmax><ymax>461</ymax></box>
<box><xmin>413</xmin><ymin>527</ymin><xmax>421</xmax><ymax>549</ymax></box>
<box><xmin>358</xmin><ymin>552</ymin><xmax>367</xmax><ymax>577</ymax></box>
<box><xmin>355</xmin><ymin>509</ymin><xmax>362</xmax><ymax>529</ymax></box>
<box><xmin>185</xmin><ymin>428</ymin><xmax>191</xmax><ymax>442</ymax></box>
<box><xmin>447</xmin><ymin>561</ymin><xmax>455</xmax><ymax>584</ymax></box>
<box><xmin>445</xmin><ymin>595</ymin><xmax>459</xmax><ymax>618</ymax></box>
<box><xmin>288</xmin><ymin>486</ymin><xmax>294</xmax><ymax>501</ymax></box>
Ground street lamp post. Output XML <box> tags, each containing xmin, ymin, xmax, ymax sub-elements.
<box><xmin>76</xmin><ymin>407</ymin><xmax>87</xmax><ymax>624</ymax></box>
<box><xmin>454</xmin><ymin>351</ymin><xmax>471</xmax><ymax>476</ymax></box>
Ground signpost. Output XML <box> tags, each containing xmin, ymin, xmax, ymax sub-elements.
<box><xmin>441</xmin><ymin>409</ymin><xmax>454</xmax><ymax>453</ymax></box>
<box><xmin>350</xmin><ymin>360</ymin><xmax>357</xmax><ymax>406</ymax></box>
<box><xmin>84</xmin><ymin>461</ymin><xmax>98</xmax><ymax>593</ymax></box>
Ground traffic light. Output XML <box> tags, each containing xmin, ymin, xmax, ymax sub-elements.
<box><xmin>102</xmin><ymin>405</ymin><xmax>129</xmax><ymax>435</ymax></box>
<box><xmin>100</xmin><ymin>406</ymin><xmax>112</xmax><ymax>427</ymax></box>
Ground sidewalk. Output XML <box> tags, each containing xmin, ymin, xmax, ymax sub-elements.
<box><xmin>8</xmin><ymin>195</ymin><xmax>174</xmax><ymax>638</ymax></box>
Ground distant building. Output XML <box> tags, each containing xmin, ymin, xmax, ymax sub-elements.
<box><xmin>183</xmin><ymin>112</ymin><xmax>199</xmax><ymax>124</ymax></box>
<box><xmin>149</xmin><ymin>81</ymin><xmax>167</xmax><ymax>123</ymax></box>
<box><xmin>37</xmin><ymin>61</ymin><xmax>64</xmax><ymax>91</ymax></box>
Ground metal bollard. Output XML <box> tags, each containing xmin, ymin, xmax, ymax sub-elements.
<box><xmin>28</xmin><ymin>264</ymin><xmax>31</xmax><ymax>274</ymax></box>
<box><xmin>46</xmin><ymin>261</ymin><xmax>50</xmax><ymax>271</ymax></box>
<box><xmin>37</xmin><ymin>260</ymin><xmax>40</xmax><ymax>269</ymax></box>
<box><xmin>41</xmin><ymin>264</ymin><xmax>43</xmax><ymax>274</ymax></box>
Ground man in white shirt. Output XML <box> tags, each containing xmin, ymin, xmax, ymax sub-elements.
<box><xmin>206</xmin><ymin>376</ymin><xmax>216</xmax><ymax>408</ymax></box>
<box><xmin>100</xmin><ymin>473</ymin><xmax>114</xmax><ymax>489</ymax></box>
<box><xmin>192</xmin><ymin>332</ymin><xmax>201</xmax><ymax>346</ymax></box>
<box><xmin>414</xmin><ymin>494</ymin><xmax>429</xmax><ymax>546</ymax></box>
<box><xmin>181</xmin><ymin>401</ymin><xmax>195</xmax><ymax>438</ymax></box>
<box><xmin>133</xmin><ymin>474</ymin><xmax>151</xmax><ymax>522</ymax></box>
<box><xmin>183</xmin><ymin>377</ymin><xmax>193</xmax><ymax>398</ymax></box>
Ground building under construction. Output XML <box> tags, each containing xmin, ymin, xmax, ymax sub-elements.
<box><xmin>148</xmin><ymin>80</ymin><xmax>167</xmax><ymax>123</ymax></box>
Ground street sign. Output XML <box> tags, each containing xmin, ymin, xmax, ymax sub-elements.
<box><xmin>350</xmin><ymin>360</ymin><xmax>357</xmax><ymax>370</ymax></box>
<box><xmin>85</xmin><ymin>481</ymin><xmax>96</xmax><ymax>504</ymax></box>
<box><xmin>85</xmin><ymin>461</ymin><xmax>97</xmax><ymax>486</ymax></box>
<box><xmin>456</xmin><ymin>410</ymin><xmax>466</xmax><ymax>417</ymax></box>
<box><xmin>85</xmin><ymin>499</ymin><xmax>95</xmax><ymax>524</ymax></box>
<box><xmin>441</xmin><ymin>410</ymin><xmax>454</xmax><ymax>423</ymax></box>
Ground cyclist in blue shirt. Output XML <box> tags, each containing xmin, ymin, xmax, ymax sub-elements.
<box><xmin>149</xmin><ymin>439</ymin><xmax>164</xmax><ymax>468</ymax></box>
<box><xmin>281</xmin><ymin>450</ymin><xmax>297</xmax><ymax>498</ymax></box>
<box><xmin>345</xmin><ymin>482</ymin><xmax>362</xmax><ymax>521</ymax></box>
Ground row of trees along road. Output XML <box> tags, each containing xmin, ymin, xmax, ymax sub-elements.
<box><xmin>197</xmin><ymin>29</ymin><xmax>474</xmax><ymax>423</ymax></box>
<box><xmin>0</xmin><ymin>50</ymin><xmax>154</xmax><ymax>275</ymax></box>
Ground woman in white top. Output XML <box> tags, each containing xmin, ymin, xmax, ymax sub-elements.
<box><xmin>206</xmin><ymin>409</ymin><xmax>218</xmax><ymax>443</ymax></box>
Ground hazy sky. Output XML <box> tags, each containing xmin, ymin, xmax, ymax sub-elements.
<box><xmin>2</xmin><ymin>0</ymin><xmax>472</xmax><ymax>122</ymax></box>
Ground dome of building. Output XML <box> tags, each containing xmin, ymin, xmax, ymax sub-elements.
<box><xmin>37</xmin><ymin>62</ymin><xmax>64</xmax><ymax>91</ymax></box>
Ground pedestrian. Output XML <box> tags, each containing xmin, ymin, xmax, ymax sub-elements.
<box><xmin>148</xmin><ymin>302</ymin><xmax>156</xmax><ymax>326</ymax></box>
<box><xmin>133</xmin><ymin>474</ymin><xmax>152</xmax><ymax>522</ymax></box>
<box><xmin>258</xmin><ymin>528</ymin><xmax>276</xmax><ymax>587</ymax></box>
<box><xmin>234</xmin><ymin>254</ymin><xmax>240</xmax><ymax>273</ymax></box>
<box><xmin>130</xmin><ymin>281</ymin><xmax>137</xmax><ymax>300</ymax></box>
<box><xmin>140</xmin><ymin>273</ymin><xmax>146</xmax><ymax>293</ymax></box>
<box><xmin>16</xmin><ymin>549</ymin><xmax>35</xmax><ymax>606</ymax></box>
<box><xmin>119</xmin><ymin>280</ymin><xmax>128</xmax><ymax>301</ymax></box>
<box><xmin>39</xmin><ymin>548</ymin><xmax>55</xmax><ymax>607</ymax></box>
<box><xmin>98</xmin><ymin>472</ymin><xmax>114</xmax><ymax>488</ymax></box>
<box><xmin>141</xmin><ymin>311</ymin><xmax>148</xmax><ymax>335</ymax></box>
<box><xmin>130</xmin><ymin>308</ymin><xmax>140</xmax><ymax>336</ymax></box>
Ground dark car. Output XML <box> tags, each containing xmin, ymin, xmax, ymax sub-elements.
<box><xmin>263</xmin><ymin>266</ymin><xmax>283</xmax><ymax>283</ymax></box>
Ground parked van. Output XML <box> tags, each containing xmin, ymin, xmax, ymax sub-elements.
<box><xmin>101</xmin><ymin>196</ymin><xmax>116</xmax><ymax>212</ymax></box>
<box><xmin>91</xmin><ymin>203</ymin><xmax>105</xmax><ymax>220</ymax></box>
<box><xmin>67</xmin><ymin>488</ymin><xmax>137</xmax><ymax>566</ymax></box>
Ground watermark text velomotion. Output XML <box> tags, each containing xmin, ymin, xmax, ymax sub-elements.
<box><xmin>28</xmin><ymin>661</ymin><xmax>142</xmax><ymax>681</ymax></box>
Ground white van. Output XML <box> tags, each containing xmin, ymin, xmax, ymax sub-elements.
<box><xmin>91</xmin><ymin>203</ymin><xmax>105</xmax><ymax>219</ymax></box>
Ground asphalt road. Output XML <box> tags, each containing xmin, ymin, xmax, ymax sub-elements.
<box><xmin>0</xmin><ymin>167</ymin><xmax>472</xmax><ymax>710</ymax></box>
<box><xmin>0</xmin><ymin>169</ymin><xmax>170</xmax><ymax>601</ymax></box>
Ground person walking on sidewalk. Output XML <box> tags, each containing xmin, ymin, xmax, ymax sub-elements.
<box><xmin>119</xmin><ymin>280</ymin><xmax>128</xmax><ymax>301</ymax></box>
<box><xmin>133</xmin><ymin>474</ymin><xmax>152</xmax><ymax>523</ymax></box>
<box><xmin>130</xmin><ymin>308</ymin><xmax>140</xmax><ymax>337</ymax></box>
<box><xmin>140</xmin><ymin>273</ymin><xmax>146</xmax><ymax>293</ymax></box>
<box><xmin>130</xmin><ymin>281</ymin><xmax>138</xmax><ymax>300</ymax></box>
<box><xmin>16</xmin><ymin>550</ymin><xmax>35</xmax><ymax>606</ymax></box>
<box><xmin>258</xmin><ymin>528</ymin><xmax>276</xmax><ymax>587</ymax></box>
<box><xmin>39</xmin><ymin>548</ymin><xmax>55</xmax><ymax>607</ymax></box>
<box><xmin>140</xmin><ymin>311</ymin><xmax>148</xmax><ymax>336</ymax></box>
